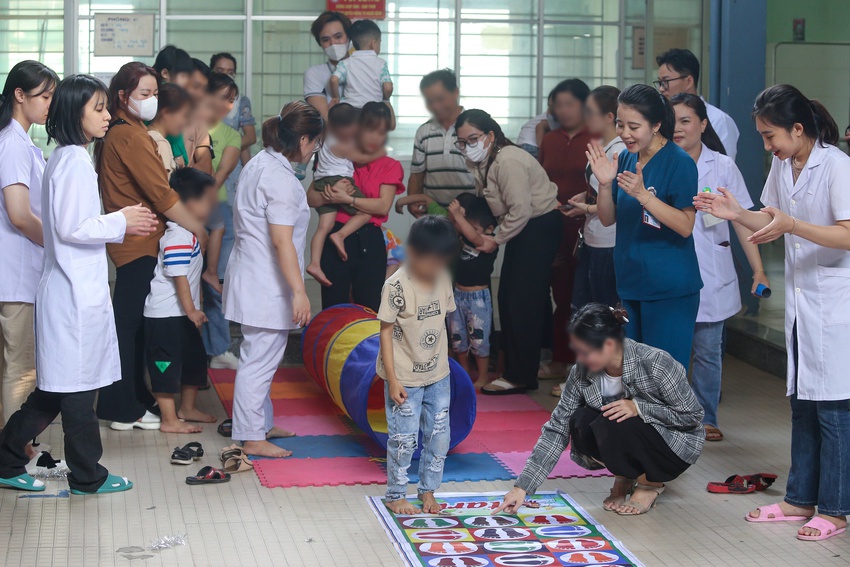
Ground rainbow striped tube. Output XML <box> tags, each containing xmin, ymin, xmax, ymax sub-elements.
<box><xmin>302</xmin><ymin>304</ymin><xmax>477</xmax><ymax>450</ymax></box>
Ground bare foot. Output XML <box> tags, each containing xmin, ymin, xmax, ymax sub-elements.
<box><xmin>473</xmin><ymin>378</ymin><xmax>492</xmax><ymax>390</ymax></box>
<box><xmin>386</xmin><ymin>498</ymin><xmax>422</xmax><ymax>515</ymax></box>
<box><xmin>603</xmin><ymin>477</ymin><xmax>635</xmax><ymax>511</ymax></box>
<box><xmin>242</xmin><ymin>439</ymin><xmax>292</xmax><ymax>458</ymax></box>
<box><xmin>420</xmin><ymin>492</ymin><xmax>441</xmax><ymax>514</ymax></box>
<box><xmin>748</xmin><ymin>501</ymin><xmax>814</xmax><ymax>521</ymax></box>
<box><xmin>306</xmin><ymin>263</ymin><xmax>332</xmax><ymax>287</ymax></box>
<box><xmin>201</xmin><ymin>270</ymin><xmax>222</xmax><ymax>293</ymax></box>
<box><xmin>177</xmin><ymin>408</ymin><xmax>217</xmax><ymax>423</ymax></box>
<box><xmin>799</xmin><ymin>514</ymin><xmax>847</xmax><ymax>538</ymax></box>
<box><xmin>329</xmin><ymin>232</ymin><xmax>348</xmax><ymax>261</ymax></box>
<box><xmin>160</xmin><ymin>420</ymin><xmax>203</xmax><ymax>434</ymax></box>
<box><xmin>266</xmin><ymin>426</ymin><xmax>296</xmax><ymax>439</ymax></box>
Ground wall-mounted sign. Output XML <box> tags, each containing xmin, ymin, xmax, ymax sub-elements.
<box><xmin>94</xmin><ymin>13</ymin><xmax>156</xmax><ymax>57</ymax></box>
<box><xmin>793</xmin><ymin>18</ymin><xmax>806</xmax><ymax>42</ymax></box>
<box><xmin>326</xmin><ymin>0</ymin><xmax>386</xmax><ymax>20</ymax></box>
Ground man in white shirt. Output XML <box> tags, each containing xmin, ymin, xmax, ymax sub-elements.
<box><xmin>655</xmin><ymin>48</ymin><xmax>740</xmax><ymax>161</ymax></box>
<box><xmin>304</xmin><ymin>11</ymin><xmax>353</xmax><ymax>120</ymax></box>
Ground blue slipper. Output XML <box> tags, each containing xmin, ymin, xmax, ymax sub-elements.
<box><xmin>70</xmin><ymin>474</ymin><xmax>133</xmax><ymax>495</ymax></box>
<box><xmin>0</xmin><ymin>473</ymin><xmax>45</xmax><ymax>491</ymax></box>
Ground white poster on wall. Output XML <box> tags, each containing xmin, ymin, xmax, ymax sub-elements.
<box><xmin>93</xmin><ymin>13</ymin><xmax>155</xmax><ymax>57</ymax></box>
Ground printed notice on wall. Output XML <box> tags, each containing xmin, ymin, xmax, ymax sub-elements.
<box><xmin>326</xmin><ymin>0</ymin><xmax>386</xmax><ymax>20</ymax></box>
<box><xmin>94</xmin><ymin>13</ymin><xmax>155</xmax><ymax>57</ymax></box>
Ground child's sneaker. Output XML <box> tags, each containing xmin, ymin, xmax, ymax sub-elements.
<box><xmin>26</xmin><ymin>451</ymin><xmax>70</xmax><ymax>477</ymax></box>
<box><xmin>110</xmin><ymin>410</ymin><xmax>162</xmax><ymax>431</ymax></box>
<box><xmin>210</xmin><ymin>351</ymin><xmax>239</xmax><ymax>370</ymax></box>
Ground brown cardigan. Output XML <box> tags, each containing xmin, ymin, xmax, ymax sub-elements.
<box><xmin>98</xmin><ymin>109</ymin><xmax>179</xmax><ymax>267</ymax></box>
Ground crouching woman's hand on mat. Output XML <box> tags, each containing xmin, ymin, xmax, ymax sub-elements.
<box><xmin>493</xmin><ymin>487</ymin><xmax>527</xmax><ymax>515</ymax></box>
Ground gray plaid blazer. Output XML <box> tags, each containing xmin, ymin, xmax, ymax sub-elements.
<box><xmin>516</xmin><ymin>339</ymin><xmax>705</xmax><ymax>494</ymax></box>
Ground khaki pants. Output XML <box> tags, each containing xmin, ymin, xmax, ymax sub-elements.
<box><xmin>0</xmin><ymin>302</ymin><xmax>37</xmax><ymax>428</ymax></box>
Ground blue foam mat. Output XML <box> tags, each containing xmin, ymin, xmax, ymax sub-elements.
<box><xmin>384</xmin><ymin>452</ymin><xmax>513</xmax><ymax>483</ymax></box>
<box><xmin>251</xmin><ymin>435</ymin><xmax>374</xmax><ymax>460</ymax></box>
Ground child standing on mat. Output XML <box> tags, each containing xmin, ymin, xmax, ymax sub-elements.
<box><xmin>143</xmin><ymin>167</ymin><xmax>218</xmax><ymax>433</ymax></box>
<box><xmin>378</xmin><ymin>215</ymin><xmax>459</xmax><ymax>515</ymax></box>
<box><xmin>306</xmin><ymin>103</ymin><xmax>384</xmax><ymax>286</ymax></box>
<box><xmin>446</xmin><ymin>195</ymin><xmax>498</xmax><ymax>390</ymax></box>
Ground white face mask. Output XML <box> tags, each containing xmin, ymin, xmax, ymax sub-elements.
<box><xmin>464</xmin><ymin>137</ymin><xmax>491</xmax><ymax>163</ymax></box>
<box><xmin>324</xmin><ymin>42</ymin><xmax>349</xmax><ymax>62</ymax></box>
<box><xmin>128</xmin><ymin>96</ymin><xmax>158</xmax><ymax>121</ymax></box>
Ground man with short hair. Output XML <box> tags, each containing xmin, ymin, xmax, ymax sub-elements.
<box><xmin>304</xmin><ymin>11</ymin><xmax>353</xmax><ymax>120</ymax></box>
<box><xmin>655</xmin><ymin>48</ymin><xmax>739</xmax><ymax>160</ymax></box>
<box><xmin>407</xmin><ymin>69</ymin><xmax>475</xmax><ymax>216</ymax></box>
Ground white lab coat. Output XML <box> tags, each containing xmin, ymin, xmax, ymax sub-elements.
<box><xmin>36</xmin><ymin>145</ymin><xmax>126</xmax><ymax>393</ymax></box>
<box><xmin>0</xmin><ymin>119</ymin><xmax>45</xmax><ymax>303</ymax></box>
<box><xmin>761</xmin><ymin>143</ymin><xmax>850</xmax><ymax>401</ymax></box>
<box><xmin>693</xmin><ymin>144</ymin><xmax>753</xmax><ymax>323</ymax></box>
<box><xmin>704</xmin><ymin>98</ymin><xmax>740</xmax><ymax>162</ymax></box>
<box><xmin>223</xmin><ymin>148</ymin><xmax>310</xmax><ymax>331</ymax></box>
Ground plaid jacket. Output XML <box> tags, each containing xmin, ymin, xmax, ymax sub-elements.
<box><xmin>516</xmin><ymin>339</ymin><xmax>705</xmax><ymax>494</ymax></box>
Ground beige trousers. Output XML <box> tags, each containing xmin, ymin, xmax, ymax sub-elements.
<box><xmin>0</xmin><ymin>302</ymin><xmax>37</xmax><ymax>428</ymax></box>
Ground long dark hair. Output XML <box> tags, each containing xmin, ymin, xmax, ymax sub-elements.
<box><xmin>568</xmin><ymin>303</ymin><xmax>628</xmax><ymax>349</ymax></box>
<box><xmin>454</xmin><ymin>109</ymin><xmax>515</xmax><ymax>182</ymax></box>
<box><xmin>670</xmin><ymin>93</ymin><xmax>726</xmax><ymax>155</ymax></box>
<box><xmin>261</xmin><ymin>101</ymin><xmax>324</xmax><ymax>161</ymax></box>
<box><xmin>618</xmin><ymin>84</ymin><xmax>674</xmax><ymax>140</ymax></box>
<box><xmin>46</xmin><ymin>75</ymin><xmax>109</xmax><ymax>147</ymax></box>
<box><xmin>753</xmin><ymin>84</ymin><xmax>839</xmax><ymax>147</ymax></box>
<box><xmin>0</xmin><ymin>60</ymin><xmax>59</xmax><ymax>131</ymax></box>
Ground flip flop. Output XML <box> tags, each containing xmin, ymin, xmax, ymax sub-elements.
<box><xmin>745</xmin><ymin>503</ymin><xmax>813</xmax><ymax>523</ymax></box>
<box><xmin>186</xmin><ymin>466</ymin><xmax>231</xmax><ymax>485</ymax></box>
<box><xmin>742</xmin><ymin>473</ymin><xmax>777</xmax><ymax>491</ymax></box>
<box><xmin>707</xmin><ymin>475</ymin><xmax>756</xmax><ymax>494</ymax></box>
<box><xmin>71</xmin><ymin>474</ymin><xmax>133</xmax><ymax>495</ymax></box>
<box><xmin>550</xmin><ymin>383</ymin><xmax>565</xmax><ymax>398</ymax></box>
<box><xmin>537</xmin><ymin>362</ymin><xmax>566</xmax><ymax>380</ymax></box>
<box><xmin>481</xmin><ymin>378</ymin><xmax>527</xmax><ymax>396</ymax></box>
<box><xmin>222</xmin><ymin>454</ymin><xmax>254</xmax><ymax>474</ymax></box>
<box><xmin>0</xmin><ymin>473</ymin><xmax>45</xmax><ymax>492</ymax></box>
<box><xmin>217</xmin><ymin>419</ymin><xmax>232</xmax><ymax>438</ymax></box>
<box><xmin>704</xmin><ymin>425</ymin><xmax>724</xmax><ymax>442</ymax></box>
<box><xmin>797</xmin><ymin>517</ymin><xmax>847</xmax><ymax>541</ymax></box>
<box><xmin>219</xmin><ymin>444</ymin><xmax>244</xmax><ymax>462</ymax></box>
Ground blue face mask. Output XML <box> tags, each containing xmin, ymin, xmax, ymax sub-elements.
<box><xmin>293</xmin><ymin>162</ymin><xmax>307</xmax><ymax>181</ymax></box>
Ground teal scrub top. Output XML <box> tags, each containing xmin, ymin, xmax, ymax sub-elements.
<box><xmin>612</xmin><ymin>141</ymin><xmax>703</xmax><ymax>301</ymax></box>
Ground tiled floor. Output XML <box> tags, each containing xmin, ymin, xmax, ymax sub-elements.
<box><xmin>1</xmin><ymin>355</ymin><xmax>848</xmax><ymax>567</ymax></box>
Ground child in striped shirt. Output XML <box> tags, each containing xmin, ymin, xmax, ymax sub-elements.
<box><xmin>143</xmin><ymin>168</ymin><xmax>218</xmax><ymax>434</ymax></box>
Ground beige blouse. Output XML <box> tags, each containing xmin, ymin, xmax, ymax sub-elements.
<box><xmin>148</xmin><ymin>130</ymin><xmax>177</xmax><ymax>178</ymax></box>
<box><xmin>470</xmin><ymin>145</ymin><xmax>558</xmax><ymax>244</ymax></box>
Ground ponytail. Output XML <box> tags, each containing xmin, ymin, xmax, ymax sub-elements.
<box><xmin>753</xmin><ymin>84</ymin><xmax>839</xmax><ymax>147</ymax></box>
<box><xmin>670</xmin><ymin>92</ymin><xmax>726</xmax><ymax>155</ymax></box>
<box><xmin>618</xmin><ymin>84</ymin><xmax>674</xmax><ymax>140</ymax></box>
<box><xmin>568</xmin><ymin>303</ymin><xmax>628</xmax><ymax>349</ymax></box>
<box><xmin>262</xmin><ymin>101</ymin><xmax>324</xmax><ymax>161</ymax></box>
<box><xmin>0</xmin><ymin>60</ymin><xmax>59</xmax><ymax>131</ymax></box>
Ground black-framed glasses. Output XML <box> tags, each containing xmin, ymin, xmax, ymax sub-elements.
<box><xmin>454</xmin><ymin>134</ymin><xmax>482</xmax><ymax>151</ymax></box>
<box><xmin>653</xmin><ymin>75</ymin><xmax>688</xmax><ymax>91</ymax></box>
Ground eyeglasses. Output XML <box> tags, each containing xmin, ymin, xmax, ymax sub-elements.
<box><xmin>652</xmin><ymin>75</ymin><xmax>688</xmax><ymax>91</ymax></box>
<box><xmin>454</xmin><ymin>134</ymin><xmax>482</xmax><ymax>151</ymax></box>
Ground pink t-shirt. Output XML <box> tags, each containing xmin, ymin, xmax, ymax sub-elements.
<box><xmin>336</xmin><ymin>155</ymin><xmax>405</xmax><ymax>226</ymax></box>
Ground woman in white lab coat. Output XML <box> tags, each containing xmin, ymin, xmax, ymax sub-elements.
<box><xmin>671</xmin><ymin>93</ymin><xmax>769</xmax><ymax>442</ymax></box>
<box><xmin>696</xmin><ymin>84</ymin><xmax>850</xmax><ymax>541</ymax></box>
<box><xmin>223</xmin><ymin>101</ymin><xmax>321</xmax><ymax>458</ymax></box>
<box><xmin>0</xmin><ymin>75</ymin><xmax>157</xmax><ymax>494</ymax></box>
<box><xmin>0</xmin><ymin>61</ymin><xmax>57</xmax><ymax>437</ymax></box>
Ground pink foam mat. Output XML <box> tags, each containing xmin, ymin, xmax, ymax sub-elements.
<box><xmin>271</xmin><ymin>397</ymin><xmax>342</xmax><ymax>417</ymax></box>
<box><xmin>273</xmin><ymin>414</ymin><xmax>354</xmax><ymax>436</ymax></box>
<box><xmin>474</xmin><ymin>394</ymin><xmax>547</xmax><ymax>413</ymax></box>
<box><xmin>253</xmin><ymin>456</ymin><xmax>387</xmax><ymax>488</ymax></box>
<box><xmin>466</xmin><ymin>428</ymin><xmax>548</xmax><ymax>453</ymax></box>
<box><xmin>208</xmin><ymin>367</ymin><xmax>310</xmax><ymax>385</ymax></box>
<box><xmin>493</xmin><ymin>450</ymin><xmax>611</xmax><ymax>479</ymax></box>
<box><xmin>471</xmin><ymin>410</ymin><xmax>549</xmax><ymax>432</ymax></box>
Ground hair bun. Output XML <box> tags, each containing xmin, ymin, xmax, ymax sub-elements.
<box><xmin>610</xmin><ymin>306</ymin><xmax>630</xmax><ymax>325</ymax></box>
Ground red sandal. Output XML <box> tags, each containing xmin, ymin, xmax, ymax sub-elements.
<box><xmin>185</xmin><ymin>466</ymin><xmax>231</xmax><ymax>485</ymax></box>
<box><xmin>707</xmin><ymin>475</ymin><xmax>756</xmax><ymax>494</ymax></box>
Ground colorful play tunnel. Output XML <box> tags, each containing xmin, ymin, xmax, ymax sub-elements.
<box><xmin>302</xmin><ymin>304</ymin><xmax>477</xmax><ymax>452</ymax></box>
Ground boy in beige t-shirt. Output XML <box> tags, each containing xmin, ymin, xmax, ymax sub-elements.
<box><xmin>377</xmin><ymin>216</ymin><xmax>458</xmax><ymax>516</ymax></box>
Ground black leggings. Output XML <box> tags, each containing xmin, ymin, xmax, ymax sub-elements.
<box><xmin>320</xmin><ymin>222</ymin><xmax>387</xmax><ymax>312</ymax></box>
<box><xmin>499</xmin><ymin>210</ymin><xmax>562</xmax><ymax>389</ymax></box>
<box><xmin>0</xmin><ymin>388</ymin><xmax>108</xmax><ymax>492</ymax></box>
<box><xmin>96</xmin><ymin>256</ymin><xmax>157</xmax><ymax>422</ymax></box>
<box><xmin>569</xmin><ymin>406</ymin><xmax>690</xmax><ymax>482</ymax></box>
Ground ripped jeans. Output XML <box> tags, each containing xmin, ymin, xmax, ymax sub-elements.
<box><xmin>385</xmin><ymin>376</ymin><xmax>451</xmax><ymax>502</ymax></box>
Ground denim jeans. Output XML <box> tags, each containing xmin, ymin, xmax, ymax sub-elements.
<box><xmin>518</xmin><ymin>143</ymin><xmax>539</xmax><ymax>159</ymax></box>
<box><xmin>447</xmin><ymin>289</ymin><xmax>492</xmax><ymax>358</ymax></box>
<box><xmin>201</xmin><ymin>283</ymin><xmax>231</xmax><ymax>357</ymax></box>
<box><xmin>571</xmin><ymin>243</ymin><xmax>618</xmax><ymax>311</ymax></box>
<box><xmin>385</xmin><ymin>376</ymin><xmax>451</xmax><ymax>502</ymax></box>
<box><xmin>691</xmin><ymin>321</ymin><xmax>725</xmax><ymax>427</ymax></box>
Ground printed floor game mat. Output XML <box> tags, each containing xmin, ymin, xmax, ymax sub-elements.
<box><xmin>367</xmin><ymin>491</ymin><xmax>644</xmax><ymax>567</ymax></box>
<box><xmin>209</xmin><ymin>368</ymin><xmax>611</xmax><ymax>488</ymax></box>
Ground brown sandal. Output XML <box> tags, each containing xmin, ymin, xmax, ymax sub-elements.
<box><xmin>222</xmin><ymin>454</ymin><xmax>254</xmax><ymax>474</ymax></box>
<box><xmin>704</xmin><ymin>425</ymin><xmax>724</xmax><ymax>442</ymax></box>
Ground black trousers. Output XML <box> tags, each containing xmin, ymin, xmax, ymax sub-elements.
<box><xmin>0</xmin><ymin>388</ymin><xmax>108</xmax><ymax>492</ymax></box>
<box><xmin>96</xmin><ymin>255</ymin><xmax>157</xmax><ymax>422</ymax></box>
<box><xmin>569</xmin><ymin>406</ymin><xmax>690</xmax><ymax>482</ymax></box>
<box><xmin>499</xmin><ymin>210</ymin><xmax>562</xmax><ymax>389</ymax></box>
<box><xmin>320</xmin><ymin>222</ymin><xmax>387</xmax><ymax>312</ymax></box>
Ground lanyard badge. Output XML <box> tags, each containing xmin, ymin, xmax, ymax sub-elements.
<box><xmin>641</xmin><ymin>186</ymin><xmax>661</xmax><ymax>229</ymax></box>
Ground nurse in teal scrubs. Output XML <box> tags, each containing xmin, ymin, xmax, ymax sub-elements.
<box><xmin>587</xmin><ymin>84</ymin><xmax>702</xmax><ymax>368</ymax></box>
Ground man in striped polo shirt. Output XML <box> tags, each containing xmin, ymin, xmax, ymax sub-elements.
<box><xmin>407</xmin><ymin>69</ymin><xmax>475</xmax><ymax>215</ymax></box>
